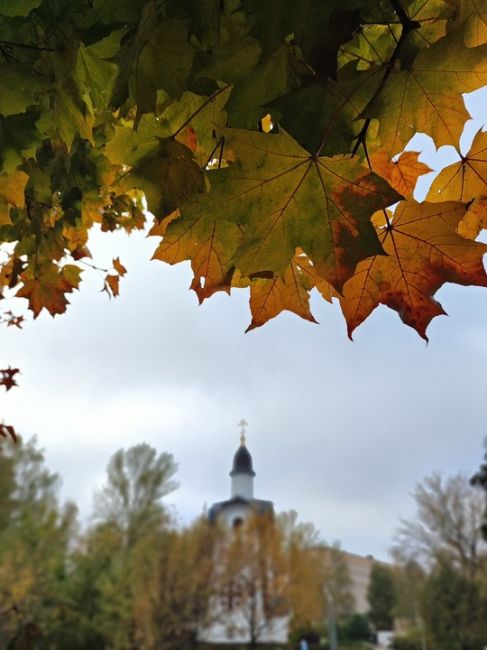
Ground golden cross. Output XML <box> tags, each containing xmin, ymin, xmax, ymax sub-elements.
<box><xmin>238</xmin><ymin>418</ymin><xmax>249</xmax><ymax>445</ymax></box>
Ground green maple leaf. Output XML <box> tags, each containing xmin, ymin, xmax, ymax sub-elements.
<box><xmin>180</xmin><ymin>128</ymin><xmax>401</xmax><ymax>289</ymax></box>
<box><xmin>362</xmin><ymin>29</ymin><xmax>487</xmax><ymax>154</ymax></box>
<box><xmin>105</xmin><ymin>86</ymin><xmax>230</xmax><ymax>168</ymax></box>
<box><xmin>75</xmin><ymin>44</ymin><xmax>118</xmax><ymax>109</ymax></box>
<box><xmin>136</xmin><ymin>18</ymin><xmax>196</xmax><ymax>117</ymax></box>
<box><xmin>0</xmin><ymin>111</ymin><xmax>42</xmax><ymax>173</ymax></box>
<box><xmin>37</xmin><ymin>79</ymin><xmax>94</xmax><ymax>148</ymax></box>
<box><xmin>225</xmin><ymin>45</ymin><xmax>301</xmax><ymax>130</ymax></box>
<box><xmin>117</xmin><ymin>138</ymin><xmax>205</xmax><ymax>218</ymax></box>
<box><xmin>0</xmin><ymin>0</ymin><xmax>42</xmax><ymax>16</ymax></box>
<box><xmin>0</xmin><ymin>64</ymin><xmax>48</xmax><ymax>116</ymax></box>
<box><xmin>105</xmin><ymin>89</ymin><xmax>231</xmax><ymax>217</ymax></box>
<box><xmin>270</xmin><ymin>65</ymin><xmax>382</xmax><ymax>155</ymax></box>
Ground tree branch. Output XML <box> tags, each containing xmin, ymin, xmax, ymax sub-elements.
<box><xmin>352</xmin><ymin>0</ymin><xmax>420</xmax><ymax>156</ymax></box>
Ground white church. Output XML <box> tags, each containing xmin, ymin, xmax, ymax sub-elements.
<box><xmin>199</xmin><ymin>422</ymin><xmax>378</xmax><ymax>645</ymax></box>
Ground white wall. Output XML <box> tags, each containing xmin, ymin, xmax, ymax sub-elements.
<box><xmin>231</xmin><ymin>473</ymin><xmax>254</xmax><ymax>499</ymax></box>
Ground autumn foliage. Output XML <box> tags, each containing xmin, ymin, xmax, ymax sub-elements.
<box><xmin>0</xmin><ymin>0</ymin><xmax>485</xmax><ymax>338</ymax></box>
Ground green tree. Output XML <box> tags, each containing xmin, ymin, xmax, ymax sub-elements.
<box><xmin>324</xmin><ymin>543</ymin><xmax>355</xmax><ymax>622</ymax></box>
<box><xmin>95</xmin><ymin>443</ymin><xmax>178</xmax><ymax>547</ymax></box>
<box><xmin>0</xmin><ymin>437</ymin><xmax>77</xmax><ymax>648</ymax></box>
<box><xmin>421</xmin><ymin>562</ymin><xmax>487</xmax><ymax>650</ymax></box>
<box><xmin>52</xmin><ymin>522</ymin><xmax>123</xmax><ymax>650</ymax></box>
<box><xmin>0</xmin><ymin>442</ymin><xmax>16</xmax><ymax>530</ymax></box>
<box><xmin>338</xmin><ymin>614</ymin><xmax>373</xmax><ymax>644</ymax></box>
<box><xmin>471</xmin><ymin>437</ymin><xmax>487</xmax><ymax>540</ymax></box>
<box><xmin>367</xmin><ymin>563</ymin><xmax>396</xmax><ymax>630</ymax></box>
<box><xmin>391</xmin><ymin>559</ymin><xmax>427</xmax><ymax>650</ymax></box>
<box><xmin>74</xmin><ymin>444</ymin><xmax>180</xmax><ymax>649</ymax></box>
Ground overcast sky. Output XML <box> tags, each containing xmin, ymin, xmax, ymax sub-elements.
<box><xmin>1</xmin><ymin>89</ymin><xmax>486</xmax><ymax>562</ymax></box>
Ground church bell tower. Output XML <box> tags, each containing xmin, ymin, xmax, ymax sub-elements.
<box><xmin>208</xmin><ymin>419</ymin><xmax>274</xmax><ymax>526</ymax></box>
<box><xmin>230</xmin><ymin>419</ymin><xmax>255</xmax><ymax>499</ymax></box>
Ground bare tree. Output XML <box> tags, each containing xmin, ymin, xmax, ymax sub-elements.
<box><xmin>393</xmin><ymin>472</ymin><xmax>485</xmax><ymax>578</ymax></box>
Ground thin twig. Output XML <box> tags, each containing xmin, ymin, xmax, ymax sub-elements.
<box><xmin>0</xmin><ymin>40</ymin><xmax>54</xmax><ymax>52</ymax></box>
<box><xmin>172</xmin><ymin>84</ymin><xmax>230</xmax><ymax>139</ymax></box>
<box><xmin>351</xmin><ymin>0</ymin><xmax>420</xmax><ymax>156</ymax></box>
<box><xmin>203</xmin><ymin>136</ymin><xmax>224</xmax><ymax>170</ymax></box>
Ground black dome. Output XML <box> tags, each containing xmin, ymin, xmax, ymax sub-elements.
<box><xmin>230</xmin><ymin>445</ymin><xmax>256</xmax><ymax>476</ymax></box>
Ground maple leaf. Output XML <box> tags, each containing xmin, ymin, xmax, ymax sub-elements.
<box><xmin>0</xmin><ymin>423</ymin><xmax>17</xmax><ymax>443</ymax></box>
<box><xmin>342</xmin><ymin>0</ymin><xmax>451</xmax><ymax>72</ymax></box>
<box><xmin>362</xmin><ymin>30</ymin><xmax>487</xmax><ymax>154</ymax></box>
<box><xmin>369</xmin><ymin>150</ymin><xmax>432</xmax><ymax>196</ymax></box>
<box><xmin>458</xmin><ymin>197</ymin><xmax>487</xmax><ymax>239</ymax></box>
<box><xmin>0</xmin><ymin>170</ymin><xmax>29</xmax><ymax>226</ymax></box>
<box><xmin>105</xmin><ymin>90</ymin><xmax>231</xmax><ymax>217</ymax></box>
<box><xmin>36</xmin><ymin>79</ymin><xmax>95</xmax><ymax>149</ymax></box>
<box><xmin>460</xmin><ymin>0</ymin><xmax>487</xmax><ymax>46</ymax></box>
<box><xmin>101</xmin><ymin>258</ymin><xmax>128</xmax><ymax>298</ymax></box>
<box><xmin>0</xmin><ymin>0</ymin><xmax>486</xmax><ymax>337</ymax></box>
<box><xmin>293</xmin><ymin>252</ymin><xmax>337</xmax><ymax>304</ymax></box>
<box><xmin>16</xmin><ymin>263</ymin><xmax>82</xmax><ymax>317</ymax></box>
<box><xmin>120</xmin><ymin>139</ymin><xmax>205</xmax><ymax>218</ymax></box>
<box><xmin>75</xmin><ymin>43</ymin><xmax>118</xmax><ymax>110</ymax></box>
<box><xmin>427</xmin><ymin>129</ymin><xmax>487</xmax><ymax>202</ymax></box>
<box><xmin>339</xmin><ymin>201</ymin><xmax>487</xmax><ymax>339</ymax></box>
<box><xmin>270</xmin><ymin>65</ymin><xmax>383</xmax><ymax>155</ymax></box>
<box><xmin>136</xmin><ymin>18</ymin><xmax>196</xmax><ymax>117</ymax></box>
<box><xmin>246</xmin><ymin>260</ymin><xmax>317</xmax><ymax>332</ymax></box>
<box><xmin>113</xmin><ymin>258</ymin><xmax>127</xmax><ymax>277</ymax></box>
<box><xmin>180</xmin><ymin>128</ymin><xmax>401</xmax><ymax>290</ymax></box>
<box><xmin>0</xmin><ymin>367</ymin><xmax>20</xmax><ymax>392</ymax></box>
<box><xmin>223</xmin><ymin>44</ymin><xmax>301</xmax><ymax>131</ymax></box>
<box><xmin>0</xmin><ymin>0</ymin><xmax>41</xmax><ymax>16</ymax></box>
<box><xmin>0</xmin><ymin>64</ymin><xmax>48</xmax><ymax>116</ymax></box>
<box><xmin>0</xmin><ymin>310</ymin><xmax>25</xmax><ymax>329</ymax></box>
<box><xmin>104</xmin><ymin>274</ymin><xmax>120</xmax><ymax>298</ymax></box>
<box><xmin>151</xmin><ymin>212</ymin><xmax>243</xmax><ymax>303</ymax></box>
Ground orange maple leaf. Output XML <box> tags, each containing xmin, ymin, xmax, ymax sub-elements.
<box><xmin>113</xmin><ymin>257</ymin><xmax>127</xmax><ymax>277</ymax></box>
<box><xmin>104</xmin><ymin>274</ymin><xmax>120</xmax><ymax>297</ymax></box>
<box><xmin>370</xmin><ymin>150</ymin><xmax>432</xmax><ymax>197</ymax></box>
<box><xmin>458</xmin><ymin>198</ymin><xmax>487</xmax><ymax>240</ymax></box>
<box><xmin>152</xmin><ymin>215</ymin><xmax>243</xmax><ymax>302</ymax></box>
<box><xmin>246</xmin><ymin>260</ymin><xmax>317</xmax><ymax>331</ymax></box>
<box><xmin>339</xmin><ymin>201</ymin><xmax>487</xmax><ymax>339</ymax></box>
<box><xmin>428</xmin><ymin>130</ymin><xmax>487</xmax><ymax>203</ymax></box>
<box><xmin>17</xmin><ymin>263</ymin><xmax>82</xmax><ymax>317</ymax></box>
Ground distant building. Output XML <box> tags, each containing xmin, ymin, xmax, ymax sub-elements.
<box><xmin>200</xmin><ymin>423</ymin><xmax>287</xmax><ymax>644</ymax></box>
<box><xmin>208</xmin><ymin>427</ymin><xmax>274</xmax><ymax>529</ymax></box>
<box><xmin>200</xmin><ymin>423</ymin><xmax>380</xmax><ymax>644</ymax></box>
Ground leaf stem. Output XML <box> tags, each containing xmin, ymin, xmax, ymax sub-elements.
<box><xmin>204</xmin><ymin>136</ymin><xmax>224</xmax><ymax>170</ymax></box>
<box><xmin>172</xmin><ymin>84</ymin><xmax>230</xmax><ymax>139</ymax></box>
<box><xmin>78</xmin><ymin>259</ymin><xmax>109</xmax><ymax>274</ymax></box>
<box><xmin>0</xmin><ymin>40</ymin><xmax>55</xmax><ymax>52</ymax></box>
<box><xmin>351</xmin><ymin>0</ymin><xmax>420</xmax><ymax>156</ymax></box>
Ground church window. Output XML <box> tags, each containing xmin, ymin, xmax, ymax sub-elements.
<box><xmin>232</xmin><ymin>516</ymin><xmax>243</xmax><ymax>529</ymax></box>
